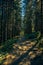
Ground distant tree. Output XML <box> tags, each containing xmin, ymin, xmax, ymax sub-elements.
<box><xmin>35</xmin><ymin>0</ymin><xmax>43</xmax><ymax>36</ymax></box>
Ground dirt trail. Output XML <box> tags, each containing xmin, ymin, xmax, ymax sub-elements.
<box><xmin>2</xmin><ymin>37</ymin><xmax>43</xmax><ymax>65</ymax></box>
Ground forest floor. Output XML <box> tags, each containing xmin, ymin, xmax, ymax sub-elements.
<box><xmin>0</xmin><ymin>36</ymin><xmax>43</xmax><ymax>65</ymax></box>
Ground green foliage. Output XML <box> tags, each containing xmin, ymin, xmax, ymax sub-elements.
<box><xmin>25</xmin><ymin>31</ymin><xmax>41</xmax><ymax>40</ymax></box>
<box><xmin>0</xmin><ymin>38</ymin><xmax>18</xmax><ymax>52</ymax></box>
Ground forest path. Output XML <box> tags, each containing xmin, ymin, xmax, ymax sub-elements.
<box><xmin>10</xmin><ymin>37</ymin><xmax>43</xmax><ymax>65</ymax></box>
<box><xmin>2</xmin><ymin>37</ymin><xmax>43</xmax><ymax>65</ymax></box>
